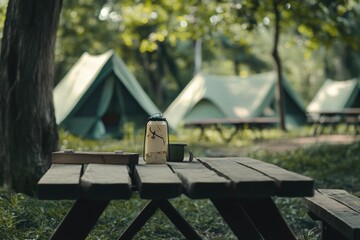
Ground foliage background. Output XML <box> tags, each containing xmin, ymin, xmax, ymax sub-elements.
<box><xmin>52</xmin><ymin>0</ymin><xmax>360</xmax><ymax>110</ymax></box>
<box><xmin>2</xmin><ymin>0</ymin><xmax>360</xmax><ymax>109</ymax></box>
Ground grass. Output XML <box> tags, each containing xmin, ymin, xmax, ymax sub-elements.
<box><xmin>1</xmin><ymin>127</ymin><xmax>359</xmax><ymax>239</ymax></box>
<box><xmin>250</xmin><ymin>141</ymin><xmax>360</xmax><ymax>239</ymax></box>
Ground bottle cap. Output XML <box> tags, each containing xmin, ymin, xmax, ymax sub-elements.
<box><xmin>148</xmin><ymin>113</ymin><xmax>165</xmax><ymax>121</ymax></box>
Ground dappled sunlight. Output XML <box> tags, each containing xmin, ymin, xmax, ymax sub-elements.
<box><xmin>233</xmin><ymin>107</ymin><xmax>250</xmax><ymax>117</ymax></box>
<box><xmin>307</xmin><ymin>79</ymin><xmax>358</xmax><ymax>112</ymax></box>
<box><xmin>325</xmin><ymin>84</ymin><xmax>346</xmax><ymax>96</ymax></box>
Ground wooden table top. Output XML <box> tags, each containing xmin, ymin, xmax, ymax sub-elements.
<box><xmin>37</xmin><ymin>157</ymin><xmax>314</xmax><ymax>201</ymax></box>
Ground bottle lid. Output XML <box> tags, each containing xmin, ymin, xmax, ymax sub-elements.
<box><xmin>148</xmin><ymin>113</ymin><xmax>165</xmax><ymax>121</ymax></box>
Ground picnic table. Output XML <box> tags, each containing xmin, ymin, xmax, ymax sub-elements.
<box><xmin>37</xmin><ymin>151</ymin><xmax>314</xmax><ymax>240</ymax></box>
<box><xmin>309</xmin><ymin>108</ymin><xmax>360</xmax><ymax>136</ymax></box>
<box><xmin>184</xmin><ymin>117</ymin><xmax>279</xmax><ymax>142</ymax></box>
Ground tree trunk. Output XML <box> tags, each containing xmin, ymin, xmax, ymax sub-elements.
<box><xmin>272</xmin><ymin>0</ymin><xmax>286</xmax><ymax>131</ymax></box>
<box><xmin>194</xmin><ymin>39</ymin><xmax>202</xmax><ymax>75</ymax></box>
<box><xmin>0</xmin><ymin>0</ymin><xmax>61</xmax><ymax>194</ymax></box>
<box><xmin>141</xmin><ymin>51</ymin><xmax>162</xmax><ymax>107</ymax></box>
<box><xmin>233</xmin><ymin>59</ymin><xmax>240</xmax><ymax>76</ymax></box>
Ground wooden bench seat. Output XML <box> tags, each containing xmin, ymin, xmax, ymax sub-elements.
<box><xmin>303</xmin><ymin>189</ymin><xmax>360</xmax><ymax>240</ymax></box>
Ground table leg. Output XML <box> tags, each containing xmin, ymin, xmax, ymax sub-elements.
<box><xmin>211</xmin><ymin>198</ymin><xmax>263</xmax><ymax>239</ymax></box>
<box><xmin>50</xmin><ymin>198</ymin><xmax>109</xmax><ymax>240</ymax></box>
<box><xmin>226</xmin><ymin>125</ymin><xmax>242</xmax><ymax>143</ymax></box>
<box><xmin>119</xmin><ymin>199</ymin><xmax>201</xmax><ymax>240</ymax></box>
<box><xmin>198</xmin><ymin>125</ymin><xmax>207</xmax><ymax>140</ymax></box>
<box><xmin>238</xmin><ymin>198</ymin><xmax>297</xmax><ymax>240</ymax></box>
<box><xmin>322</xmin><ymin>222</ymin><xmax>347</xmax><ymax>240</ymax></box>
<box><xmin>214</xmin><ymin>124</ymin><xmax>226</xmax><ymax>142</ymax></box>
<box><xmin>312</xmin><ymin>121</ymin><xmax>320</xmax><ymax>136</ymax></box>
<box><xmin>354</xmin><ymin>116</ymin><xmax>360</xmax><ymax>136</ymax></box>
<box><xmin>313</xmin><ymin>117</ymin><xmax>322</xmax><ymax>136</ymax></box>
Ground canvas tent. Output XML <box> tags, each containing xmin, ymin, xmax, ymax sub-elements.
<box><xmin>164</xmin><ymin>72</ymin><xmax>307</xmax><ymax>129</ymax></box>
<box><xmin>54</xmin><ymin>50</ymin><xmax>160</xmax><ymax>139</ymax></box>
<box><xmin>307</xmin><ymin>78</ymin><xmax>360</xmax><ymax>113</ymax></box>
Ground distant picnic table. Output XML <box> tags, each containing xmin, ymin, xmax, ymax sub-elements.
<box><xmin>184</xmin><ymin>117</ymin><xmax>279</xmax><ymax>142</ymax></box>
<box><xmin>308</xmin><ymin>108</ymin><xmax>360</xmax><ymax>136</ymax></box>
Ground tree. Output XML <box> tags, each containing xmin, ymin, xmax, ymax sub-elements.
<box><xmin>271</xmin><ymin>0</ymin><xmax>286</xmax><ymax>131</ymax></box>
<box><xmin>0</xmin><ymin>0</ymin><xmax>61</xmax><ymax>193</ymax></box>
<box><xmin>55</xmin><ymin>1</ymin><xmax>114</xmax><ymax>84</ymax></box>
<box><xmin>54</xmin><ymin>0</ymin><xmax>360</xmax><ymax>129</ymax></box>
<box><xmin>231</xmin><ymin>0</ymin><xmax>287</xmax><ymax>130</ymax></box>
<box><xmin>292</xmin><ymin>0</ymin><xmax>360</xmax><ymax>80</ymax></box>
<box><xmin>56</xmin><ymin>1</ymin><xmax>188</xmax><ymax>109</ymax></box>
<box><xmin>56</xmin><ymin>1</ymin><xmax>263</xmax><ymax>109</ymax></box>
<box><xmin>233</xmin><ymin>0</ymin><xmax>360</xmax><ymax>130</ymax></box>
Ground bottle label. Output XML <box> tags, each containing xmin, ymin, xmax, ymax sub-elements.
<box><xmin>144</xmin><ymin>121</ymin><xmax>168</xmax><ymax>163</ymax></box>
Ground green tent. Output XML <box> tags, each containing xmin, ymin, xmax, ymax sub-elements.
<box><xmin>164</xmin><ymin>72</ymin><xmax>307</xmax><ymax>129</ymax></box>
<box><xmin>54</xmin><ymin>50</ymin><xmax>160</xmax><ymax>139</ymax></box>
<box><xmin>307</xmin><ymin>78</ymin><xmax>360</xmax><ymax>113</ymax></box>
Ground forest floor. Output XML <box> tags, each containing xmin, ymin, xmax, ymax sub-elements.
<box><xmin>204</xmin><ymin>134</ymin><xmax>360</xmax><ymax>157</ymax></box>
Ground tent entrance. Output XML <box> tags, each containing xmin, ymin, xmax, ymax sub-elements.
<box><xmin>352</xmin><ymin>93</ymin><xmax>360</xmax><ymax>108</ymax></box>
<box><xmin>101</xmin><ymin>81</ymin><xmax>122</xmax><ymax>136</ymax></box>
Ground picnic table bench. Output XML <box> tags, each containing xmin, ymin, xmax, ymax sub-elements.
<box><xmin>303</xmin><ymin>189</ymin><xmax>360</xmax><ymax>240</ymax></box>
<box><xmin>308</xmin><ymin>108</ymin><xmax>360</xmax><ymax>136</ymax></box>
<box><xmin>184</xmin><ymin>117</ymin><xmax>279</xmax><ymax>142</ymax></box>
<box><xmin>38</xmin><ymin>151</ymin><xmax>314</xmax><ymax>240</ymax></box>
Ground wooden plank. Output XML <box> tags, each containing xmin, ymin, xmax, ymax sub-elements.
<box><xmin>52</xmin><ymin>151</ymin><xmax>139</xmax><ymax>164</ymax></box>
<box><xmin>169</xmin><ymin>161</ymin><xmax>230</xmax><ymax>199</ymax></box>
<box><xmin>134</xmin><ymin>164</ymin><xmax>182</xmax><ymax>199</ymax></box>
<box><xmin>318</xmin><ymin>189</ymin><xmax>360</xmax><ymax>213</ymax></box>
<box><xmin>198</xmin><ymin>158</ymin><xmax>276</xmax><ymax>198</ymax></box>
<box><xmin>37</xmin><ymin>164</ymin><xmax>82</xmax><ymax>200</ymax></box>
<box><xmin>81</xmin><ymin>164</ymin><xmax>132</xmax><ymax>200</ymax></box>
<box><xmin>233</xmin><ymin>157</ymin><xmax>314</xmax><ymax>197</ymax></box>
<box><xmin>304</xmin><ymin>190</ymin><xmax>360</xmax><ymax>240</ymax></box>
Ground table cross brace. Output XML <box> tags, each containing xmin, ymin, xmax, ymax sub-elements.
<box><xmin>118</xmin><ymin>199</ymin><xmax>202</xmax><ymax>240</ymax></box>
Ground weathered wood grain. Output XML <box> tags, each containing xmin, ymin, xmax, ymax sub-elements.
<box><xmin>198</xmin><ymin>158</ymin><xmax>276</xmax><ymax>198</ymax></box>
<box><xmin>134</xmin><ymin>164</ymin><xmax>182</xmax><ymax>199</ymax></box>
<box><xmin>318</xmin><ymin>189</ymin><xmax>360</xmax><ymax>213</ymax></box>
<box><xmin>304</xmin><ymin>189</ymin><xmax>360</xmax><ymax>240</ymax></box>
<box><xmin>52</xmin><ymin>151</ymin><xmax>139</xmax><ymax>164</ymax></box>
<box><xmin>169</xmin><ymin>161</ymin><xmax>230</xmax><ymax>199</ymax></box>
<box><xmin>233</xmin><ymin>157</ymin><xmax>314</xmax><ymax>197</ymax></box>
<box><xmin>81</xmin><ymin>164</ymin><xmax>132</xmax><ymax>200</ymax></box>
<box><xmin>37</xmin><ymin>164</ymin><xmax>82</xmax><ymax>200</ymax></box>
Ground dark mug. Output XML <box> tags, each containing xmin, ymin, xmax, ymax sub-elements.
<box><xmin>168</xmin><ymin>143</ymin><xmax>187</xmax><ymax>162</ymax></box>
